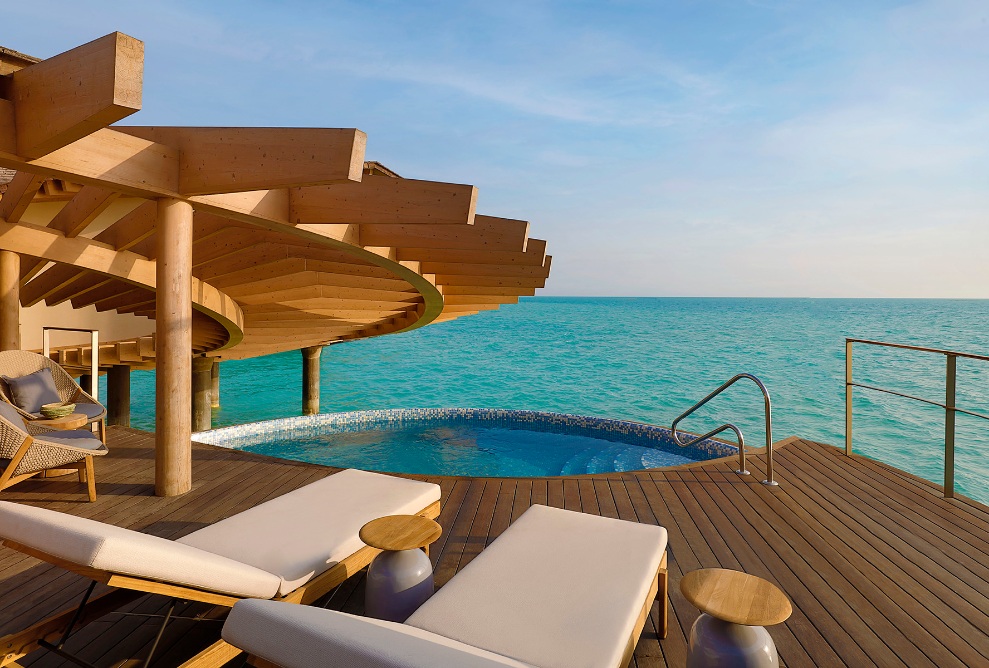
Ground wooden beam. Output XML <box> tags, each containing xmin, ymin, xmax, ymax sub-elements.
<box><xmin>441</xmin><ymin>285</ymin><xmax>537</xmax><ymax>296</ymax></box>
<box><xmin>48</xmin><ymin>272</ymin><xmax>113</xmax><ymax>308</ymax></box>
<box><xmin>0</xmin><ymin>218</ymin><xmax>244</xmax><ymax>339</ymax></box>
<box><xmin>9</xmin><ymin>33</ymin><xmax>143</xmax><ymax>159</ymax></box>
<box><xmin>0</xmin><ymin>172</ymin><xmax>43</xmax><ymax>223</ymax></box>
<box><xmin>420</xmin><ymin>259</ymin><xmax>551</xmax><ymax>278</ymax></box>
<box><xmin>92</xmin><ymin>287</ymin><xmax>154</xmax><ymax>313</ymax></box>
<box><xmin>360</xmin><ymin>216</ymin><xmax>529</xmax><ymax>252</ymax></box>
<box><xmin>290</xmin><ymin>175</ymin><xmax>477</xmax><ymax>225</ymax></box>
<box><xmin>155</xmin><ymin>197</ymin><xmax>193</xmax><ymax>497</ymax></box>
<box><xmin>442</xmin><ymin>294</ymin><xmax>520</xmax><ymax>305</ymax></box>
<box><xmin>93</xmin><ymin>200</ymin><xmax>157</xmax><ymax>250</ymax></box>
<box><xmin>0</xmin><ymin>127</ymin><xmax>179</xmax><ymax>198</ymax></box>
<box><xmin>433</xmin><ymin>274</ymin><xmax>548</xmax><ymax>288</ymax></box>
<box><xmin>116</xmin><ymin>127</ymin><xmax>366</xmax><ymax>195</ymax></box>
<box><xmin>397</xmin><ymin>239</ymin><xmax>547</xmax><ymax>266</ymax></box>
<box><xmin>20</xmin><ymin>264</ymin><xmax>90</xmax><ymax>306</ymax></box>
<box><xmin>46</xmin><ymin>185</ymin><xmax>120</xmax><ymax>237</ymax></box>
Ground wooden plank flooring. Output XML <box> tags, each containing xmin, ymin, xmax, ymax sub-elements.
<box><xmin>0</xmin><ymin>427</ymin><xmax>987</xmax><ymax>667</ymax></box>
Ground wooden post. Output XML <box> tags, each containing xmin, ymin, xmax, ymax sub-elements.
<box><xmin>106</xmin><ymin>365</ymin><xmax>130</xmax><ymax>427</ymax></box>
<box><xmin>79</xmin><ymin>374</ymin><xmax>93</xmax><ymax>394</ymax></box>
<box><xmin>192</xmin><ymin>357</ymin><xmax>213</xmax><ymax>432</ymax></box>
<box><xmin>211</xmin><ymin>360</ymin><xmax>221</xmax><ymax>408</ymax></box>
<box><xmin>0</xmin><ymin>251</ymin><xmax>21</xmax><ymax>351</ymax></box>
<box><xmin>155</xmin><ymin>198</ymin><xmax>193</xmax><ymax>497</ymax></box>
<box><xmin>302</xmin><ymin>346</ymin><xmax>322</xmax><ymax>415</ymax></box>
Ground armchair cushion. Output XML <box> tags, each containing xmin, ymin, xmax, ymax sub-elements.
<box><xmin>0</xmin><ymin>401</ymin><xmax>27</xmax><ymax>430</ymax></box>
<box><xmin>2</xmin><ymin>369</ymin><xmax>62</xmax><ymax>414</ymax></box>
<box><xmin>41</xmin><ymin>430</ymin><xmax>106</xmax><ymax>451</ymax></box>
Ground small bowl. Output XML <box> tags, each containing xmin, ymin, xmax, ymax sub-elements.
<box><xmin>40</xmin><ymin>402</ymin><xmax>75</xmax><ymax>419</ymax></box>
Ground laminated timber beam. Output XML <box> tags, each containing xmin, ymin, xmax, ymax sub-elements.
<box><xmin>289</xmin><ymin>175</ymin><xmax>477</xmax><ymax>225</ymax></box>
<box><xmin>116</xmin><ymin>127</ymin><xmax>367</xmax><ymax>195</ymax></box>
<box><xmin>0</xmin><ymin>217</ymin><xmax>244</xmax><ymax>347</ymax></box>
<box><xmin>0</xmin><ymin>172</ymin><xmax>44</xmax><ymax>223</ymax></box>
<box><xmin>46</xmin><ymin>185</ymin><xmax>120</xmax><ymax>237</ymax></box>
<box><xmin>0</xmin><ymin>30</ymin><xmax>552</xmax><ymax>374</ymax></box>
<box><xmin>20</xmin><ymin>264</ymin><xmax>92</xmax><ymax>306</ymax></box>
<box><xmin>5</xmin><ymin>33</ymin><xmax>143</xmax><ymax>159</ymax></box>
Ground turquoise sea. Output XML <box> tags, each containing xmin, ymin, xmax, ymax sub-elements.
<box><xmin>124</xmin><ymin>298</ymin><xmax>989</xmax><ymax>504</ymax></box>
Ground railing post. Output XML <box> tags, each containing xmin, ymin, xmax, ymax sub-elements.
<box><xmin>845</xmin><ymin>340</ymin><xmax>853</xmax><ymax>456</ymax></box>
<box><xmin>944</xmin><ymin>354</ymin><xmax>957</xmax><ymax>499</ymax></box>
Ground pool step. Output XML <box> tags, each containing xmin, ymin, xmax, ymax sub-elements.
<box><xmin>586</xmin><ymin>444</ymin><xmax>633</xmax><ymax>474</ymax></box>
<box><xmin>560</xmin><ymin>446</ymin><xmax>599</xmax><ymax>476</ymax></box>
<box><xmin>613</xmin><ymin>445</ymin><xmax>649</xmax><ymax>472</ymax></box>
<box><xmin>641</xmin><ymin>447</ymin><xmax>673</xmax><ymax>469</ymax></box>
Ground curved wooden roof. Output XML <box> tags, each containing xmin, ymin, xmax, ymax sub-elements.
<box><xmin>0</xmin><ymin>33</ymin><xmax>550</xmax><ymax>366</ymax></box>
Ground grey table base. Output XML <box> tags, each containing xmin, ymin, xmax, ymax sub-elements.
<box><xmin>687</xmin><ymin>613</ymin><xmax>780</xmax><ymax>668</ymax></box>
<box><xmin>365</xmin><ymin>547</ymin><xmax>434</xmax><ymax>622</ymax></box>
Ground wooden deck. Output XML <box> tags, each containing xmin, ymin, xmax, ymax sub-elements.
<box><xmin>1</xmin><ymin>427</ymin><xmax>988</xmax><ymax>667</ymax></box>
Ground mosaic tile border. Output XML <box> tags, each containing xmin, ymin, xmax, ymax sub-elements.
<box><xmin>193</xmin><ymin>407</ymin><xmax>739</xmax><ymax>467</ymax></box>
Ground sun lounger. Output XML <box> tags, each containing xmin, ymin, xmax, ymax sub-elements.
<box><xmin>0</xmin><ymin>468</ymin><xmax>441</xmax><ymax>667</ymax></box>
<box><xmin>222</xmin><ymin>504</ymin><xmax>669</xmax><ymax>668</ymax></box>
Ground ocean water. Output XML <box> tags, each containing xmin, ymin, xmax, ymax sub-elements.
<box><xmin>123</xmin><ymin>297</ymin><xmax>989</xmax><ymax>504</ymax></box>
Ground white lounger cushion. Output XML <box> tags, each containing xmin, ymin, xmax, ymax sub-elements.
<box><xmin>178</xmin><ymin>469</ymin><xmax>441</xmax><ymax>596</ymax></box>
<box><xmin>0</xmin><ymin>501</ymin><xmax>281</xmax><ymax>599</ymax></box>
<box><xmin>406</xmin><ymin>505</ymin><xmax>668</xmax><ymax>668</ymax></box>
<box><xmin>223</xmin><ymin>599</ymin><xmax>534</xmax><ymax>668</ymax></box>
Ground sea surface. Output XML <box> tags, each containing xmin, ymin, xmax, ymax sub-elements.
<box><xmin>122</xmin><ymin>298</ymin><xmax>989</xmax><ymax>504</ymax></box>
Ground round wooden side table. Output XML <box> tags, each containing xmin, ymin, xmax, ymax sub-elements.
<box><xmin>34</xmin><ymin>412</ymin><xmax>89</xmax><ymax>430</ymax></box>
<box><xmin>681</xmin><ymin>568</ymin><xmax>792</xmax><ymax>668</ymax></box>
<box><xmin>33</xmin><ymin>413</ymin><xmax>90</xmax><ymax>477</ymax></box>
<box><xmin>360</xmin><ymin>515</ymin><xmax>442</xmax><ymax>622</ymax></box>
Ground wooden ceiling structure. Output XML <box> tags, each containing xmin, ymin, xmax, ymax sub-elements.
<box><xmin>0</xmin><ymin>33</ymin><xmax>550</xmax><ymax>496</ymax></box>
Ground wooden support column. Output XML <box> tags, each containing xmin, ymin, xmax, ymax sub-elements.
<box><xmin>211</xmin><ymin>360</ymin><xmax>221</xmax><ymax>408</ymax></box>
<box><xmin>0</xmin><ymin>251</ymin><xmax>21</xmax><ymax>351</ymax></box>
<box><xmin>155</xmin><ymin>198</ymin><xmax>193</xmax><ymax>497</ymax></box>
<box><xmin>106</xmin><ymin>365</ymin><xmax>131</xmax><ymax>427</ymax></box>
<box><xmin>192</xmin><ymin>357</ymin><xmax>213</xmax><ymax>432</ymax></box>
<box><xmin>302</xmin><ymin>346</ymin><xmax>322</xmax><ymax>415</ymax></box>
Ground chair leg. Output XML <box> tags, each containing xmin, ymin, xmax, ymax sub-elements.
<box><xmin>84</xmin><ymin>457</ymin><xmax>96</xmax><ymax>502</ymax></box>
<box><xmin>659</xmin><ymin>568</ymin><xmax>668</xmax><ymax>639</ymax></box>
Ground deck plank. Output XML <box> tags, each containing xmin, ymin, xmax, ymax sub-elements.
<box><xmin>1</xmin><ymin>429</ymin><xmax>987</xmax><ymax>667</ymax></box>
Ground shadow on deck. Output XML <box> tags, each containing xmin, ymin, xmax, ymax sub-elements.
<box><xmin>1</xmin><ymin>427</ymin><xmax>987</xmax><ymax>667</ymax></box>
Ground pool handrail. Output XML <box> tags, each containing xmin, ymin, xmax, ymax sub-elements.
<box><xmin>670</xmin><ymin>373</ymin><xmax>777</xmax><ymax>486</ymax></box>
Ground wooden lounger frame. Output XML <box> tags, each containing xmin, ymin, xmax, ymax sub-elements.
<box><xmin>0</xmin><ymin>499</ymin><xmax>441</xmax><ymax>667</ymax></box>
<box><xmin>621</xmin><ymin>551</ymin><xmax>668</xmax><ymax>668</ymax></box>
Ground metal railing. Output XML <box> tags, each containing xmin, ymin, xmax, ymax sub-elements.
<box><xmin>846</xmin><ymin>338</ymin><xmax>989</xmax><ymax>499</ymax></box>
<box><xmin>43</xmin><ymin>326</ymin><xmax>99</xmax><ymax>402</ymax></box>
<box><xmin>671</xmin><ymin>373</ymin><xmax>777</xmax><ymax>485</ymax></box>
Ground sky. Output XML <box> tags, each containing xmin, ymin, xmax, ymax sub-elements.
<box><xmin>4</xmin><ymin>0</ymin><xmax>989</xmax><ymax>297</ymax></box>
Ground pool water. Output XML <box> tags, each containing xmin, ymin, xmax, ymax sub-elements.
<box><xmin>195</xmin><ymin>409</ymin><xmax>738</xmax><ymax>477</ymax></box>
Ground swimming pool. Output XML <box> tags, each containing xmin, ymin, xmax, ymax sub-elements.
<box><xmin>193</xmin><ymin>408</ymin><xmax>737</xmax><ymax>477</ymax></box>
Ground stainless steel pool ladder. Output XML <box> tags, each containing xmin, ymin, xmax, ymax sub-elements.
<box><xmin>671</xmin><ymin>373</ymin><xmax>777</xmax><ymax>486</ymax></box>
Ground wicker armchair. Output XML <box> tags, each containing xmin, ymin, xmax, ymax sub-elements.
<box><xmin>0</xmin><ymin>406</ymin><xmax>108</xmax><ymax>501</ymax></box>
<box><xmin>0</xmin><ymin>350</ymin><xmax>106</xmax><ymax>443</ymax></box>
